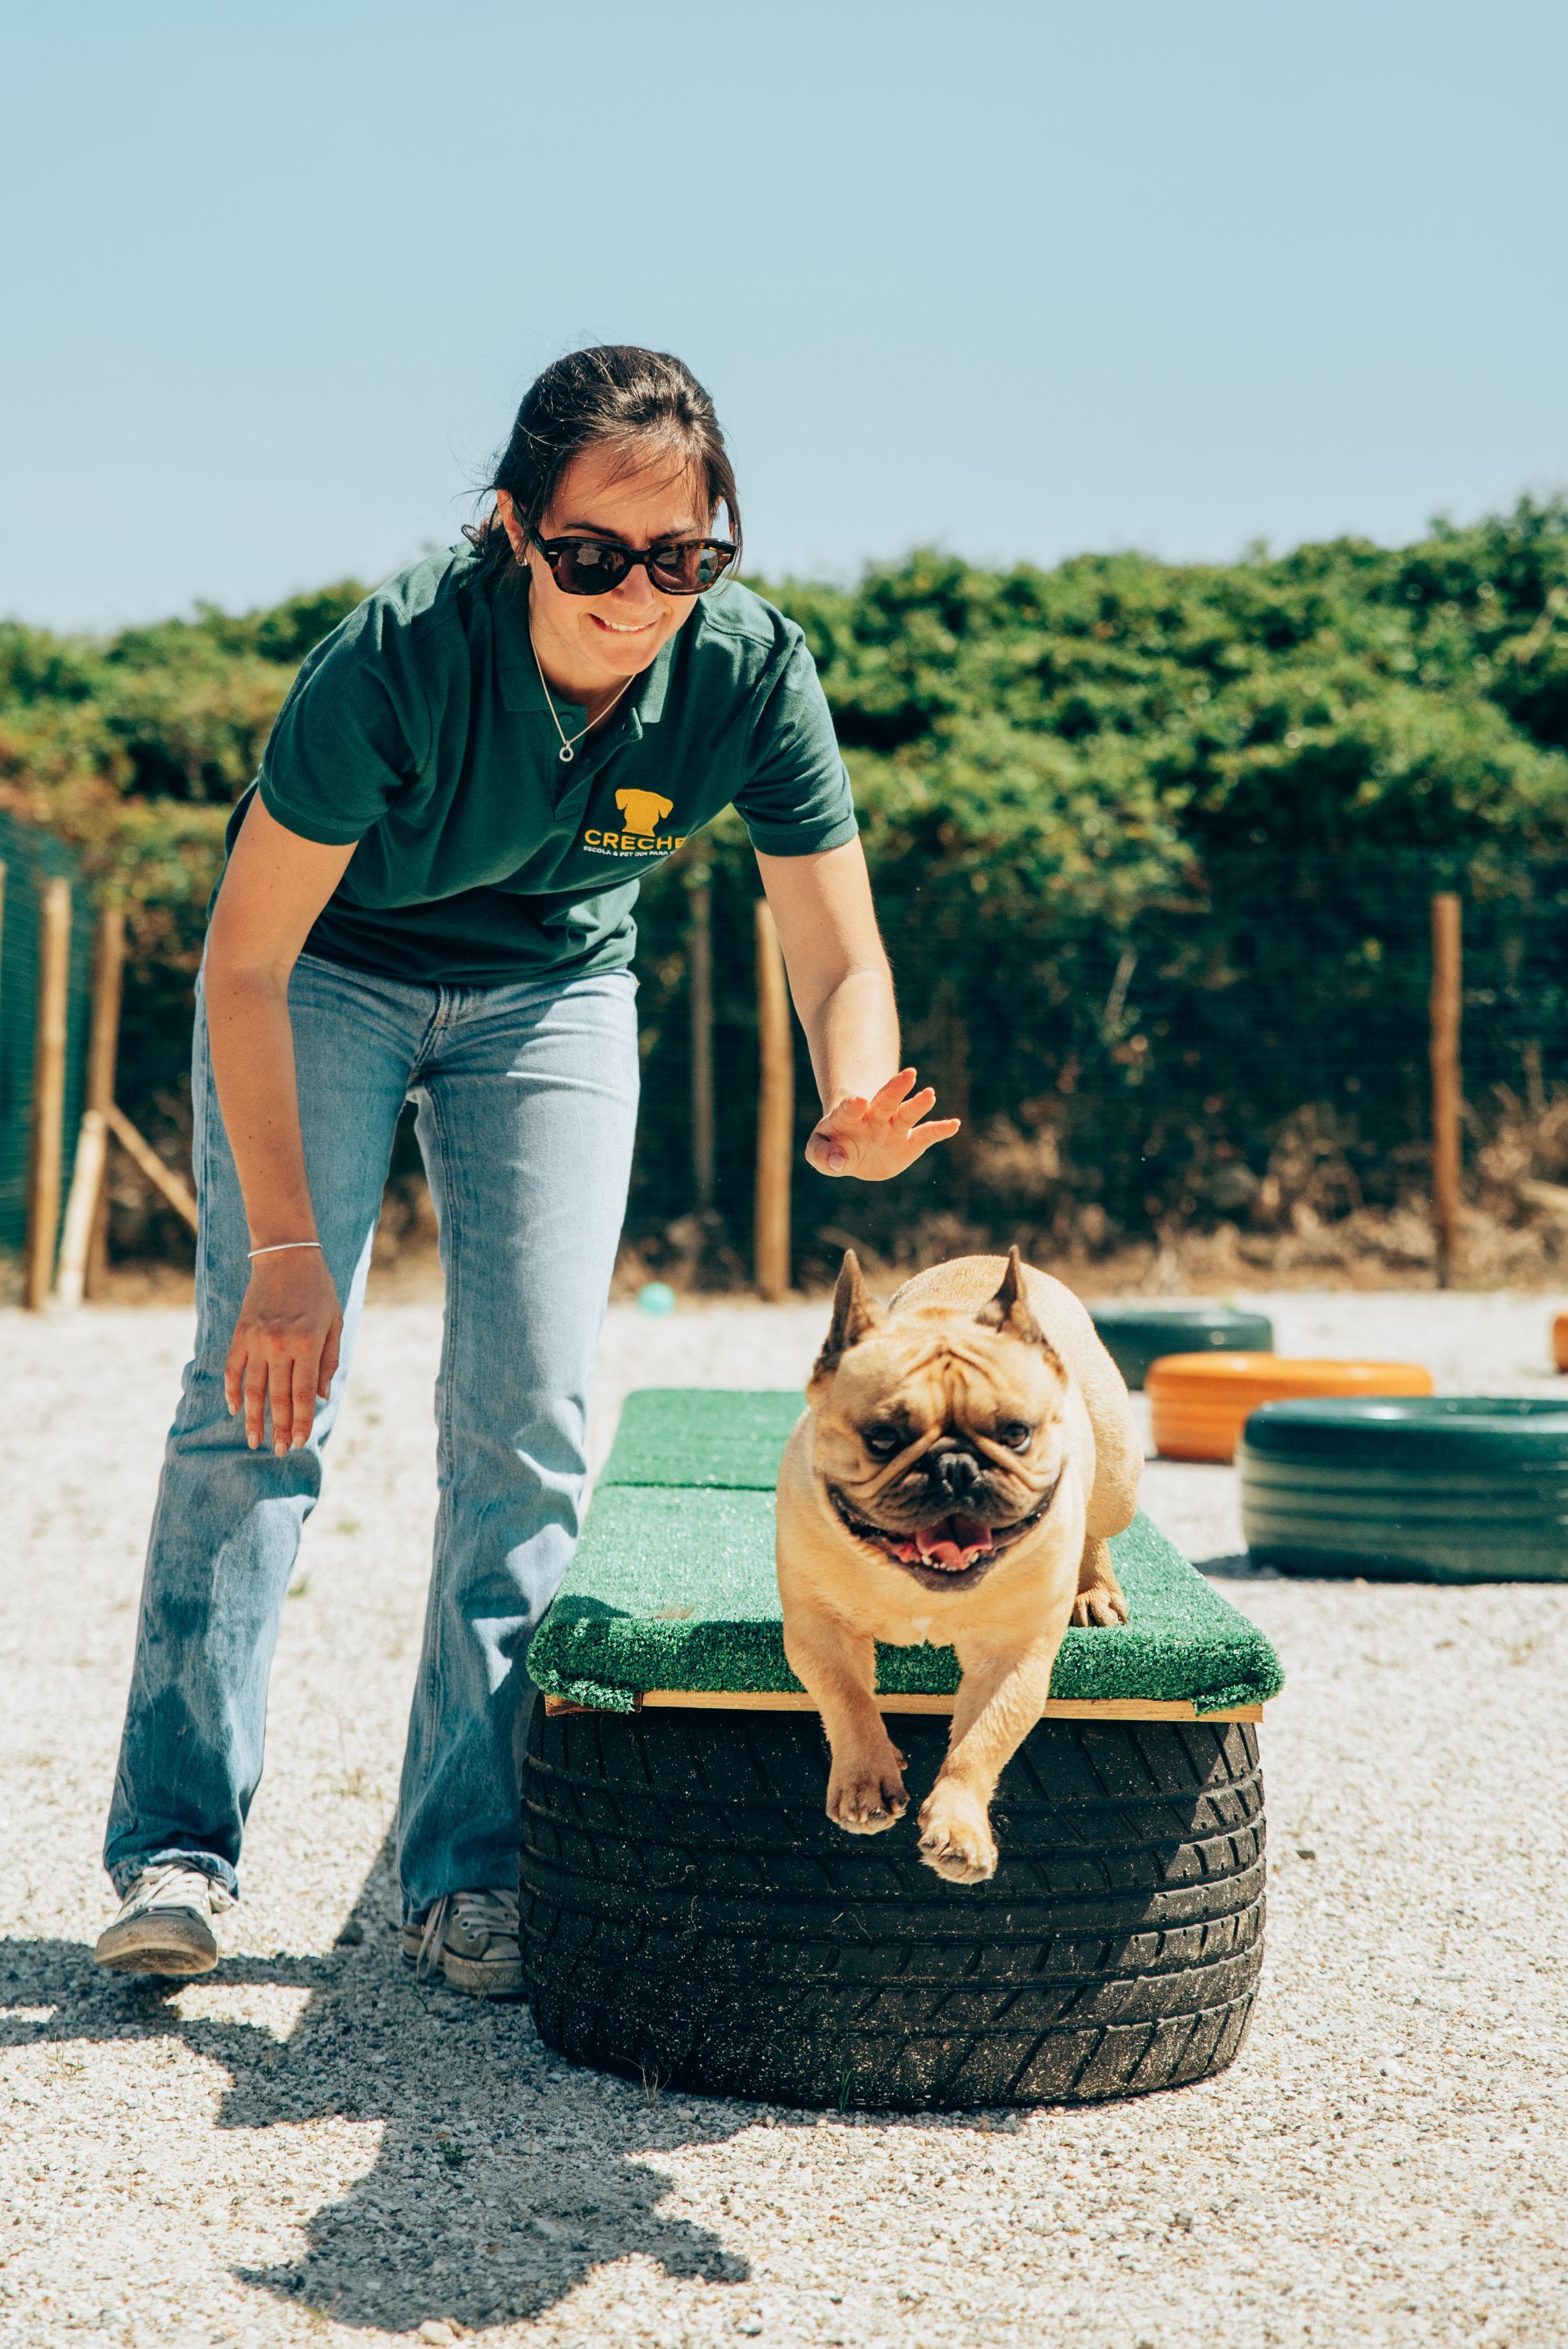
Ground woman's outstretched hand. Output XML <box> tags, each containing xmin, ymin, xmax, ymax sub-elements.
<box><xmin>223</xmin><ymin>1252</ymin><xmax>344</xmax><ymax>1456</ymax></box>
<box><xmin>805</xmin><ymin>1067</ymin><xmax>961</xmax><ymax>1183</ymax></box>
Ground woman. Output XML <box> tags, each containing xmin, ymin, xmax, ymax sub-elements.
<box><xmin>94</xmin><ymin>346</ymin><xmax>957</xmax><ymax>1996</ymax></box>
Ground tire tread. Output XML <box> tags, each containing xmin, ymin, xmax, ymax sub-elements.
<box><xmin>522</xmin><ymin>1708</ymin><xmax>1264</xmax><ymax>2107</ymax></box>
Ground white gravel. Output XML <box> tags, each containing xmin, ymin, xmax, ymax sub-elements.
<box><xmin>2</xmin><ymin>1287</ymin><xmax>1566</xmax><ymax>2349</ymax></box>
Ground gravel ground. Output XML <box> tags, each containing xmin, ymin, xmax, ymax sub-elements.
<box><xmin>2</xmin><ymin>1287</ymin><xmax>1566</xmax><ymax>2349</ymax></box>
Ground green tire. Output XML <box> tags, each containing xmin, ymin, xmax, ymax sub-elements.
<box><xmin>1090</xmin><ymin>1304</ymin><xmax>1275</xmax><ymax>1391</ymax></box>
<box><xmin>1241</xmin><ymin>1397</ymin><xmax>1568</xmax><ymax>1583</ymax></box>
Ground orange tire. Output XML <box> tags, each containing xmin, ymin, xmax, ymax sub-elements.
<box><xmin>1147</xmin><ymin>1353</ymin><xmax>1434</xmax><ymax>1464</ymax></box>
<box><xmin>1554</xmin><ymin>1313</ymin><xmax>1568</xmax><ymax>1374</ymax></box>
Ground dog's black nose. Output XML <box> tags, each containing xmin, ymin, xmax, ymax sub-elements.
<box><xmin>930</xmin><ymin>1447</ymin><xmax>982</xmax><ymax>1501</ymax></box>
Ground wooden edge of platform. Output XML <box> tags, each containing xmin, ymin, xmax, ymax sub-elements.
<box><xmin>543</xmin><ymin>1691</ymin><xmax>1263</xmax><ymax>1722</ymax></box>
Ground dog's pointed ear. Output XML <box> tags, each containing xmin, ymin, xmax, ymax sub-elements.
<box><xmin>974</xmin><ymin>1245</ymin><xmax>1045</xmax><ymax>1346</ymax></box>
<box><xmin>812</xmin><ymin>1250</ymin><xmax>884</xmax><ymax>1380</ymax></box>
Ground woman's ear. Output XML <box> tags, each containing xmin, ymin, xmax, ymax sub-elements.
<box><xmin>494</xmin><ymin>489</ymin><xmax>526</xmax><ymax>559</ymax></box>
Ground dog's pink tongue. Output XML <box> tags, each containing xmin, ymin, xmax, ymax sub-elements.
<box><xmin>915</xmin><ymin>1514</ymin><xmax>994</xmax><ymax>1571</ymax></box>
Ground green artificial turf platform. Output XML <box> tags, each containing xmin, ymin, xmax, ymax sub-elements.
<box><xmin>529</xmin><ymin>1391</ymin><xmax>1283</xmax><ymax>1718</ymax></box>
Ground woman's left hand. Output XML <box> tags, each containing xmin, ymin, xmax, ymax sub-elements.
<box><xmin>805</xmin><ymin>1067</ymin><xmax>960</xmax><ymax>1182</ymax></box>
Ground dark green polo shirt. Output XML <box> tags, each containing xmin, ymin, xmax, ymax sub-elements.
<box><xmin>226</xmin><ymin>541</ymin><xmax>858</xmax><ymax>986</ymax></box>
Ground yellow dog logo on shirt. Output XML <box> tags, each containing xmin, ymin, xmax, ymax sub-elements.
<box><xmin>583</xmin><ymin>788</ymin><xmax>686</xmax><ymax>858</ymax></box>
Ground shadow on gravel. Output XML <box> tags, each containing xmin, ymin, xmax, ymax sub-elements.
<box><xmin>1196</xmin><ymin>1551</ymin><xmax>1280</xmax><ymax>1580</ymax></box>
<box><xmin>0</xmin><ymin>1843</ymin><xmax>756</xmax><ymax>2335</ymax></box>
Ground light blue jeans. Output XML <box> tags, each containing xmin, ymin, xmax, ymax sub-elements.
<box><xmin>104</xmin><ymin>950</ymin><xmax>640</xmax><ymax>1918</ymax></box>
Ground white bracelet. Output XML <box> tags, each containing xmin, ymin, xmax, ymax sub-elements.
<box><xmin>248</xmin><ymin>1241</ymin><xmax>323</xmax><ymax>1259</ymax></box>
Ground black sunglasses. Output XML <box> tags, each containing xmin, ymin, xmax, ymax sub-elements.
<box><xmin>528</xmin><ymin>528</ymin><xmax>737</xmax><ymax>598</ymax></box>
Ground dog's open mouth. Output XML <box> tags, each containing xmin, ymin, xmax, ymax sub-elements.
<box><xmin>827</xmin><ymin>1475</ymin><xmax>1061</xmax><ymax>1587</ymax></box>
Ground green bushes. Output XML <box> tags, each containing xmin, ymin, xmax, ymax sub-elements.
<box><xmin>633</xmin><ymin>506</ymin><xmax>1568</xmax><ymax>1263</ymax></box>
<box><xmin>4</xmin><ymin>502</ymin><xmax>1568</xmax><ymax>1266</ymax></box>
<box><xmin>0</xmin><ymin>585</ymin><xmax>369</xmax><ymax>1250</ymax></box>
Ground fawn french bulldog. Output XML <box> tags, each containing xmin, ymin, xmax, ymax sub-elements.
<box><xmin>776</xmin><ymin>1247</ymin><xmax>1141</xmax><ymax>1883</ymax></box>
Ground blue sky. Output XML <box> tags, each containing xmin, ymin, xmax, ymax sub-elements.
<box><xmin>4</xmin><ymin>1</ymin><xmax>1565</xmax><ymax>631</ymax></box>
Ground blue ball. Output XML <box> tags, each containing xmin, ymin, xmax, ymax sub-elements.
<box><xmin>638</xmin><ymin>1282</ymin><xmax>678</xmax><ymax>1316</ymax></box>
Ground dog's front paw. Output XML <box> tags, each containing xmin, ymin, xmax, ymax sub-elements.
<box><xmin>827</xmin><ymin>1751</ymin><xmax>909</xmax><ymax>1835</ymax></box>
<box><xmin>917</xmin><ymin>1784</ymin><xmax>997</xmax><ymax>1883</ymax></box>
<box><xmin>1071</xmin><ymin>1582</ymin><xmax>1130</xmax><ymax>1627</ymax></box>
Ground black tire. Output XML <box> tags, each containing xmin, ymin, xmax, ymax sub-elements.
<box><xmin>522</xmin><ymin>1707</ymin><xmax>1266</xmax><ymax>2109</ymax></box>
<box><xmin>1090</xmin><ymin>1304</ymin><xmax>1275</xmax><ymax>1390</ymax></box>
<box><xmin>1242</xmin><ymin>1395</ymin><xmax>1568</xmax><ymax>1582</ymax></box>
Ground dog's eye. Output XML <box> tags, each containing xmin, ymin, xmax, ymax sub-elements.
<box><xmin>997</xmin><ymin>1420</ymin><xmax>1034</xmax><ymax>1451</ymax></box>
<box><xmin>862</xmin><ymin>1423</ymin><xmax>904</xmax><ymax>1459</ymax></box>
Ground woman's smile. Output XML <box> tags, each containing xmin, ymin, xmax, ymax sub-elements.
<box><xmin>590</xmin><ymin>611</ymin><xmax>662</xmax><ymax>638</ymax></box>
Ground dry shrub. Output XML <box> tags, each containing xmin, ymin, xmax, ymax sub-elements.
<box><xmin>1473</xmin><ymin>1086</ymin><xmax>1568</xmax><ymax>1207</ymax></box>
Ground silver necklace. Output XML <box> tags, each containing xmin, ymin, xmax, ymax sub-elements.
<box><xmin>530</xmin><ymin>622</ymin><xmax>634</xmax><ymax>764</ymax></box>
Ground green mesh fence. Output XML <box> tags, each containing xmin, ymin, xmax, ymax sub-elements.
<box><xmin>624</xmin><ymin>849</ymin><xmax>1568</xmax><ymax>1278</ymax></box>
<box><xmin>0</xmin><ymin>809</ymin><xmax>92</xmax><ymax>1263</ymax></box>
<box><xmin>65</xmin><ymin>838</ymin><xmax>1568</xmax><ymax>1279</ymax></box>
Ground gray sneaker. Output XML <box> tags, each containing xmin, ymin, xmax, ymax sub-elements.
<box><xmin>94</xmin><ymin>1863</ymin><xmax>234</xmax><ymax>1977</ymax></box>
<box><xmin>402</xmin><ymin>1888</ymin><xmax>524</xmax><ymax>1999</ymax></box>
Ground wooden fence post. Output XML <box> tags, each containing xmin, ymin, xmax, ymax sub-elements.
<box><xmin>1430</xmin><ymin>891</ymin><xmax>1462</xmax><ymax>1290</ymax></box>
<box><xmin>84</xmin><ymin>902</ymin><xmax>126</xmax><ymax>1298</ymax></box>
<box><xmin>104</xmin><ymin>1102</ymin><xmax>199</xmax><ymax>1231</ymax></box>
<box><xmin>23</xmin><ymin>876</ymin><xmax>72</xmax><ymax>1311</ymax></box>
<box><xmin>56</xmin><ymin>902</ymin><xmax>126</xmax><ymax>1307</ymax></box>
<box><xmin>687</xmin><ymin>854</ymin><xmax>715</xmax><ymax>1215</ymax></box>
<box><xmin>754</xmin><ymin>897</ymin><xmax>794</xmax><ymax>1301</ymax></box>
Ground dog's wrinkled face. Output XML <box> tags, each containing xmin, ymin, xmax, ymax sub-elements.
<box><xmin>806</xmin><ymin>1251</ymin><xmax>1070</xmax><ymax>1595</ymax></box>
